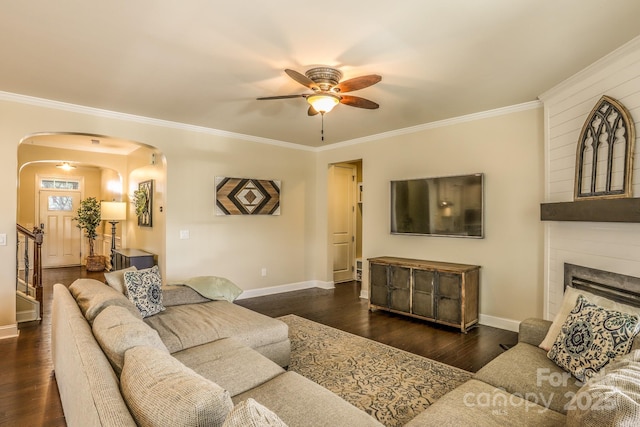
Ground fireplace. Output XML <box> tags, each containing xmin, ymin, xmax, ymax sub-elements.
<box><xmin>564</xmin><ymin>263</ymin><xmax>640</xmax><ymax>308</ymax></box>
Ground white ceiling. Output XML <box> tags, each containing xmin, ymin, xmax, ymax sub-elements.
<box><xmin>3</xmin><ymin>1</ymin><xmax>640</xmax><ymax>148</ymax></box>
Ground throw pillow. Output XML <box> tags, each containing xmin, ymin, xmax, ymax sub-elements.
<box><xmin>223</xmin><ymin>399</ymin><xmax>288</xmax><ymax>427</ymax></box>
<box><xmin>548</xmin><ymin>295</ymin><xmax>640</xmax><ymax>382</ymax></box>
<box><xmin>124</xmin><ymin>265</ymin><xmax>164</xmax><ymax>318</ymax></box>
<box><xmin>566</xmin><ymin>350</ymin><xmax>640</xmax><ymax>426</ymax></box>
<box><xmin>121</xmin><ymin>346</ymin><xmax>233</xmax><ymax>427</ymax></box>
<box><xmin>540</xmin><ymin>286</ymin><xmax>640</xmax><ymax>351</ymax></box>
<box><xmin>104</xmin><ymin>266</ymin><xmax>137</xmax><ymax>295</ymax></box>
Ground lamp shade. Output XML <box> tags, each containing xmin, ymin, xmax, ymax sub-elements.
<box><xmin>307</xmin><ymin>93</ymin><xmax>340</xmax><ymax>113</ymax></box>
<box><xmin>101</xmin><ymin>201</ymin><xmax>127</xmax><ymax>221</ymax></box>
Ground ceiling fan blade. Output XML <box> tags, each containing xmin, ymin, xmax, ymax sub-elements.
<box><xmin>307</xmin><ymin>106</ymin><xmax>319</xmax><ymax>116</ymax></box>
<box><xmin>340</xmin><ymin>95</ymin><xmax>379</xmax><ymax>109</ymax></box>
<box><xmin>256</xmin><ymin>94</ymin><xmax>307</xmax><ymax>100</ymax></box>
<box><xmin>335</xmin><ymin>75</ymin><xmax>381</xmax><ymax>93</ymax></box>
<box><xmin>285</xmin><ymin>69</ymin><xmax>319</xmax><ymax>90</ymax></box>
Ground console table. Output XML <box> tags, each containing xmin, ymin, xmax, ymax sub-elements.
<box><xmin>368</xmin><ymin>257</ymin><xmax>480</xmax><ymax>332</ymax></box>
<box><xmin>112</xmin><ymin>248</ymin><xmax>155</xmax><ymax>271</ymax></box>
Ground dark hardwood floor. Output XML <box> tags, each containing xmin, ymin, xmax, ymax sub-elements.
<box><xmin>0</xmin><ymin>267</ymin><xmax>517</xmax><ymax>426</ymax></box>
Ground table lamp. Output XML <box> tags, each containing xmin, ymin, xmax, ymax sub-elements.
<box><xmin>101</xmin><ymin>201</ymin><xmax>127</xmax><ymax>271</ymax></box>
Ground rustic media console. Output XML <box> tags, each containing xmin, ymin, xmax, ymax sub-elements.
<box><xmin>368</xmin><ymin>256</ymin><xmax>480</xmax><ymax>332</ymax></box>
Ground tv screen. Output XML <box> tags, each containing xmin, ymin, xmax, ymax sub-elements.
<box><xmin>390</xmin><ymin>173</ymin><xmax>484</xmax><ymax>238</ymax></box>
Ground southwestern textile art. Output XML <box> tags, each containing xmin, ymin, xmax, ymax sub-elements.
<box><xmin>215</xmin><ymin>177</ymin><xmax>281</xmax><ymax>215</ymax></box>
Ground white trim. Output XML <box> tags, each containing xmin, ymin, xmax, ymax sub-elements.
<box><xmin>16</xmin><ymin>309</ymin><xmax>39</xmax><ymax>323</ymax></box>
<box><xmin>236</xmin><ymin>280</ymin><xmax>335</xmax><ymax>300</ymax></box>
<box><xmin>359</xmin><ymin>289</ymin><xmax>369</xmax><ymax>300</ymax></box>
<box><xmin>1</xmin><ymin>89</ymin><xmax>540</xmax><ymax>153</ymax></box>
<box><xmin>0</xmin><ymin>324</ymin><xmax>19</xmax><ymax>340</ymax></box>
<box><xmin>478</xmin><ymin>314</ymin><xmax>520</xmax><ymax>333</ymax></box>
<box><xmin>0</xmin><ymin>90</ymin><xmax>315</xmax><ymax>152</ymax></box>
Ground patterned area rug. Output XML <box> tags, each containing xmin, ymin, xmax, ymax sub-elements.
<box><xmin>279</xmin><ymin>315</ymin><xmax>472</xmax><ymax>427</ymax></box>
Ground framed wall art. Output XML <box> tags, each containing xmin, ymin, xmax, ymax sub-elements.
<box><xmin>134</xmin><ymin>179</ymin><xmax>154</xmax><ymax>227</ymax></box>
<box><xmin>215</xmin><ymin>177</ymin><xmax>280</xmax><ymax>216</ymax></box>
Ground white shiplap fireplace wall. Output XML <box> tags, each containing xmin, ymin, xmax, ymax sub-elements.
<box><xmin>540</xmin><ymin>36</ymin><xmax>640</xmax><ymax>320</ymax></box>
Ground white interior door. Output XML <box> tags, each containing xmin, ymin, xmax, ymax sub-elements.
<box><xmin>39</xmin><ymin>189</ymin><xmax>82</xmax><ymax>267</ymax></box>
<box><xmin>330</xmin><ymin>163</ymin><xmax>357</xmax><ymax>283</ymax></box>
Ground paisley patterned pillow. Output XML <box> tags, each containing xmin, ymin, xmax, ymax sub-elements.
<box><xmin>548</xmin><ymin>295</ymin><xmax>640</xmax><ymax>382</ymax></box>
<box><xmin>124</xmin><ymin>265</ymin><xmax>165</xmax><ymax>318</ymax></box>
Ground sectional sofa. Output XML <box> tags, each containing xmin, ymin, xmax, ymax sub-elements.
<box><xmin>51</xmin><ymin>277</ymin><xmax>383</xmax><ymax>426</ymax></box>
<box><xmin>52</xmin><ymin>273</ymin><xmax>640</xmax><ymax>426</ymax></box>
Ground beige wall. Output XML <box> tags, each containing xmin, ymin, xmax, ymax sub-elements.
<box><xmin>0</xmin><ymin>98</ymin><xmax>317</xmax><ymax>336</ymax></box>
<box><xmin>0</xmin><ymin>94</ymin><xmax>544</xmax><ymax>335</ymax></box>
<box><xmin>315</xmin><ymin>106</ymin><xmax>545</xmax><ymax>329</ymax></box>
<box><xmin>126</xmin><ymin>146</ymin><xmax>166</xmax><ymax>271</ymax></box>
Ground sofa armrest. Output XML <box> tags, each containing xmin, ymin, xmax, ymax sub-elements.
<box><xmin>518</xmin><ymin>318</ymin><xmax>552</xmax><ymax>346</ymax></box>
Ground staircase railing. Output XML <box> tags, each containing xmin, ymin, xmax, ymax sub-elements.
<box><xmin>16</xmin><ymin>224</ymin><xmax>44</xmax><ymax>320</ymax></box>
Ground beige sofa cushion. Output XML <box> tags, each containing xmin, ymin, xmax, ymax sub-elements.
<box><xmin>173</xmin><ymin>337</ymin><xmax>284</xmax><ymax>397</ymax></box>
<box><xmin>121</xmin><ymin>345</ymin><xmax>233</xmax><ymax>427</ymax></box>
<box><xmin>232</xmin><ymin>371</ymin><xmax>383</xmax><ymax>427</ymax></box>
<box><xmin>567</xmin><ymin>350</ymin><xmax>640</xmax><ymax>426</ymax></box>
<box><xmin>69</xmin><ymin>278</ymin><xmax>141</xmax><ymax>323</ymax></box>
<box><xmin>104</xmin><ymin>266</ymin><xmax>137</xmax><ymax>295</ymax></box>
<box><xmin>405</xmin><ymin>379</ymin><xmax>566</xmax><ymax>427</ymax></box>
<box><xmin>92</xmin><ymin>305</ymin><xmax>169</xmax><ymax>375</ymax></box>
<box><xmin>474</xmin><ymin>342</ymin><xmax>581</xmax><ymax>414</ymax></box>
<box><xmin>223</xmin><ymin>399</ymin><xmax>288</xmax><ymax>427</ymax></box>
<box><xmin>144</xmin><ymin>300</ymin><xmax>288</xmax><ymax>354</ymax></box>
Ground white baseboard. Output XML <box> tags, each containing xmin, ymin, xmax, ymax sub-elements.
<box><xmin>478</xmin><ymin>314</ymin><xmax>520</xmax><ymax>332</ymax></box>
<box><xmin>235</xmin><ymin>282</ymin><xmax>520</xmax><ymax>333</ymax></box>
<box><xmin>237</xmin><ymin>280</ymin><xmax>334</xmax><ymax>300</ymax></box>
<box><xmin>16</xmin><ymin>309</ymin><xmax>40</xmax><ymax>323</ymax></box>
<box><xmin>0</xmin><ymin>324</ymin><xmax>19</xmax><ymax>340</ymax></box>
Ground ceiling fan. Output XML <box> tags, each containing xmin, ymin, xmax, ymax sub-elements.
<box><xmin>257</xmin><ymin>67</ymin><xmax>381</xmax><ymax>116</ymax></box>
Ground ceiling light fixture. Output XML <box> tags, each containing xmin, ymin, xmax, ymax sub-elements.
<box><xmin>56</xmin><ymin>162</ymin><xmax>76</xmax><ymax>171</ymax></box>
<box><xmin>306</xmin><ymin>93</ymin><xmax>340</xmax><ymax>114</ymax></box>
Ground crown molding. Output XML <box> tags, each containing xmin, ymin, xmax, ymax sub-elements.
<box><xmin>0</xmin><ymin>91</ymin><xmax>316</xmax><ymax>152</ymax></box>
<box><xmin>1</xmin><ymin>90</ymin><xmax>540</xmax><ymax>153</ymax></box>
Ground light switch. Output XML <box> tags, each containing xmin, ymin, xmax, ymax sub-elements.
<box><xmin>0</xmin><ymin>234</ymin><xmax>6</xmax><ymax>246</ymax></box>
<box><xmin>179</xmin><ymin>230</ymin><xmax>190</xmax><ymax>240</ymax></box>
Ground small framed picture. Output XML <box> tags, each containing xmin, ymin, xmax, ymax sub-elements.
<box><xmin>137</xmin><ymin>180</ymin><xmax>153</xmax><ymax>227</ymax></box>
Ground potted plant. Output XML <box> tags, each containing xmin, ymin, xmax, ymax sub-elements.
<box><xmin>74</xmin><ymin>196</ymin><xmax>105</xmax><ymax>271</ymax></box>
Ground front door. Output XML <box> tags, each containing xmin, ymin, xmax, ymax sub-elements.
<box><xmin>329</xmin><ymin>163</ymin><xmax>357</xmax><ymax>283</ymax></box>
<box><xmin>38</xmin><ymin>180</ymin><xmax>82</xmax><ymax>267</ymax></box>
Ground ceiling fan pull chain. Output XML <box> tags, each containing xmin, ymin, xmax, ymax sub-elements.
<box><xmin>321</xmin><ymin>112</ymin><xmax>325</xmax><ymax>142</ymax></box>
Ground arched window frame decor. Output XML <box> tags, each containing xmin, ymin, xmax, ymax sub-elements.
<box><xmin>574</xmin><ymin>95</ymin><xmax>635</xmax><ymax>200</ymax></box>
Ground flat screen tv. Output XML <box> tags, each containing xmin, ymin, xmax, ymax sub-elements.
<box><xmin>390</xmin><ymin>173</ymin><xmax>484</xmax><ymax>238</ymax></box>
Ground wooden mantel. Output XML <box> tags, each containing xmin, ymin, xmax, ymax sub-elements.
<box><xmin>540</xmin><ymin>198</ymin><xmax>640</xmax><ymax>223</ymax></box>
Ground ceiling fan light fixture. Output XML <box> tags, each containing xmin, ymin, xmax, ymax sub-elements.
<box><xmin>307</xmin><ymin>93</ymin><xmax>340</xmax><ymax>114</ymax></box>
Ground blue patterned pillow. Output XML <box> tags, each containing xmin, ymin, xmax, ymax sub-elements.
<box><xmin>124</xmin><ymin>265</ymin><xmax>165</xmax><ymax>318</ymax></box>
<box><xmin>548</xmin><ymin>295</ymin><xmax>640</xmax><ymax>382</ymax></box>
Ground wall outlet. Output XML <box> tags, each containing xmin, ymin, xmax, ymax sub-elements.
<box><xmin>261</xmin><ymin>268</ymin><xmax>267</xmax><ymax>277</ymax></box>
<box><xmin>179</xmin><ymin>230</ymin><xmax>190</xmax><ymax>240</ymax></box>
<box><xmin>0</xmin><ymin>234</ymin><xmax>6</xmax><ymax>246</ymax></box>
